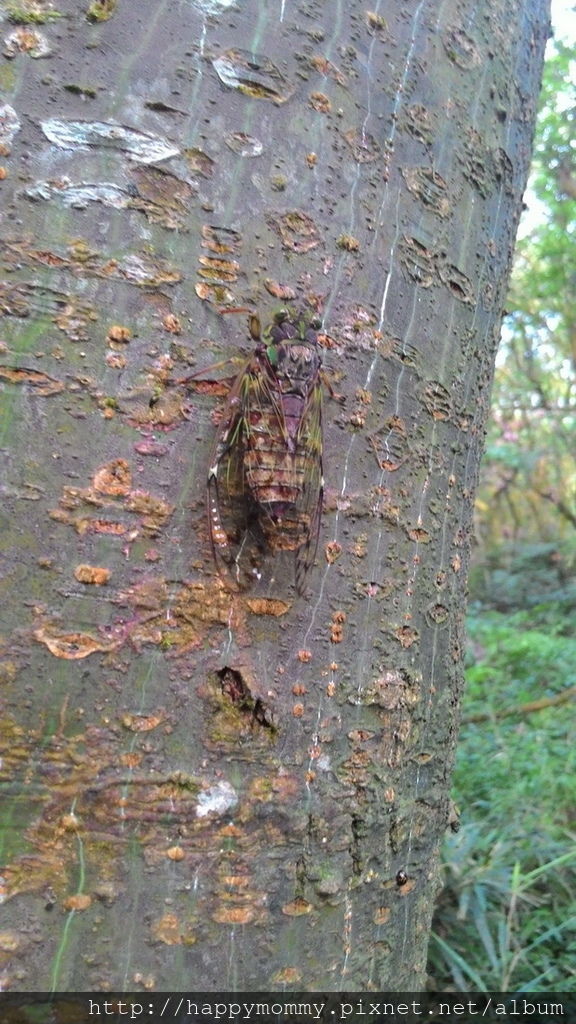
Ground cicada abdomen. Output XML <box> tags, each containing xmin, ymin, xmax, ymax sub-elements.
<box><xmin>207</xmin><ymin>310</ymin><xmax>324</xmax><ymax>594</ymax></box>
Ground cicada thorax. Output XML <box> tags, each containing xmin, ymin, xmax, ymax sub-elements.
<box><xmin>247</xmin><ymin>324</ymin><xmax>322</xmax><ymax>548</ymax></box>
<box><xmin>207</xmin><ymin>310</ymin><xmax>324</xmax><ymax>593</ymax></box>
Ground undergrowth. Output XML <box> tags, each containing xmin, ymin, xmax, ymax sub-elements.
<box><xmin>429</xmin><ymin>603</ymin><xmax>576</xmax><ymax>991</ymax></box>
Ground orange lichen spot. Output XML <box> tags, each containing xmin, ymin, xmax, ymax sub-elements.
<box><xmin>63</xmin><ymin>893</ymin><xmax>92</xmax><ymax>911</ymax></box>
<box><xmin>183</xmin><ymin>147</ymin><xmax>214</xmax><ymax>178</ymax></box>
<box><xmin>356</xmin><ymin>388</ymin><xmax>372</xmax><ymax>404</ymax></box>
<box><xmin>134</xmin><ymin>439</ymin><xmax>169</xmax><ymax>457</ymax></box>
<box><xmin>105</xmin><ymin>352</ymin><xmax>126</xmax><ymax>369</ymax></box>
<box><xmin>93</xmin><ymin>458</ymin><xmax>131</xmax><ymax>496</ymax></box>
<box><xmin>306</xmin><ymin>152</ymin><xmax>317</xmax><ymax>168</ymax></box>
<box><xmin>309</xmin><ymin>55</ymin><xmax>347</xmax><ymax>85</ymax></box>
<box><xmin>195</xmin><ymin>281</ymin><xmax>234</xmax><ymax>305</ymax></box>
<box><xmin>34</xmin><ymin>627</ymin><xmax>112</xmax><ymax>660</ymax></box>
<box><xmin>352</xmin><ymin>534</ymin><xmax>367</xmax><ymax>557</ymax></box>
<box><xmin>5</xmin><ymin>27</ymin><xmax>46</xmax><ymax>55</ymax></box>
<box><xmin>249</xmin><ymin>777</ymin><xmax>273</xmax><ymax>801</ymax></box>
<box><xmin>125</xmin><ymin>490</ymin><xmax>173</xmax><ymax>531</ymax></box>
<box><xmin>343</xmin><ymin>127</ymin><xmax>381</xmax><ymax>163</ymax></box>
<box><xmin>221</xmin><ymin>875</ymin><xmax>250</xmax><ymax>889</ymax></box>
<box><xmin>212</xmin><ymin>906</ymin><xmax>256</xmax><ymax>925</ymax></box>
<box><xmin>292</xmin><ymin>703</ymin><xmax>304</xmax><ymax>718</ymax></box>
<box><xmin>60</xmin><ymin>814</ymin><xmax>80</xmax><ymax>832</ymax></box>
<box><xmin>407</xmin><ymin>527</ymin><xmax>431</xmax><ymax>543</ymax></box>
<box><xmin>325</xmin><ymin>540</ymin><xmax>342</xmax><ymax>564</ymax></box>
<box><xmin>201</xmin><ymin>224</ymin><xmax>241</xmax><ymax>254</ymax></box>
<box><xmin>349</xmin><ymin>411</ymin><xmax>365</xmax><ymax>427</ymax></box>
<box><xmin>309</xmin><ymin>92</ymin><xmax>331</xmax><ymax>113</ymax></box>
<box><xmin>396</xmin><ymin>876</ymin><xmax>416</xmax><ymax>895</ymax></box>
<box><xmin>395</xmin><ymin>626</ymin><xmax>419</xmax><ymax>648</ymax></box>
<box><xmin>337</xmin><ymin>234</ymin><xmax>360</xmax><ymax>252</ymax></box>
<box><xmin>219</xmin><ymin>823</ymin><xmax>242</xmax><ymax>838</ymax></box>
<box><xmin>81</xmin><ymin>518</ymin><xmax>127</xmax><ymax>536</ymax></box>
<box><xmin>162</xmin><ymin>313</ymin><xmax>182</xmax><ymax>334</ymax></box>
<box><xmin>0</xmin><ymin>366</ymin><xmax>64</xmax><ymax>395</ymax></box>
<box><xmin>348</xmin><ymin>729</ymin><xmax>374</xmax><ymax>743</ymax></box>
<box><xmin>271</xmin><ymin>774</ymin><xmax>300</xmax><ymax>801</ymax></box>
<box><xmin>152</xmin><ymin>912</ymin><xmax>194</xmax><ymax>945</ymax></box>
<box><xmin>133</xmin><ymin>973</ymin><xmax>156</xmax><ymax>990</ymax></box>
<box><xmin>326</xmin><ymin>681</ymin><xmax>336</xmax><ymax>697</ymax></box>
<box><xmin>292</xmin><ymin>683</ymin><xmax>307</xmax><ymax>696</ymax></box>
<box><xmin>0</xmin><ymin>931</ymin><xmax>20</xmax><ymax>952</ymax></box>
<box><xmin>269</xmin><ymin>210</ymin><xmax>320</xmax><ymax>253</ymax></box>
<box><xmin>166</xmin><ymin>846</ymin><xmax>185</xmax><ymax>862</ymax></box>
<box><xmin>373</xmin><ymin>906</ymin><xmax>391</xmax><ymax>925</ymax></box>
<box><xmin>74</xmin><ymin>564</ymin><xmax>111</xmax><ymax>585</ymax></box>
<box><xmin>245</xmin><ymin>597</ymin><xmax>290</xmax><ymax>616</ymax></box>
<box><xmin>366</xmin><ymin>11</ymin><xmax>387</xmax><ymax>30</ymax></box>
<box><xmin>263</xmin><ymin>278</ymin><xmax>297</xmax><ymax>300</ymax></box>
<box><xmin>121</xmin><ymin>712</ymin><xmax>164</xmax><ymax>733</ymax></box>
<box><xmin>297</xmin><ymin>650</ymin><xmax>312</xmax><ymax>663</ymax></box>
<box><xmin>317</xmin><ymin>331</ymin><xmax>337</xmax><ymax>349</ymax></box>
<box><xmin>0</xmin><ymin>167</ymin><xmax>7</xmax><ymax>180</ymax></box>
<box><xmin>120</xmin><ymin>752</ymin><xmax>142</xmax><ymax>768</ymax></box>
<box><xmin>384</xmin><ymin>787</ymin><xmax>395</xmax><ymax>802</ymax></box>
<box><xmin>330</xmin><ymin>610</ymin><xmax>346</xmax><ymax>644</ymax></box>
<box><xmin>272</xmin><ymin>968</ymin><xmax>301</xmax><ymax>984</ymax></box>
<box><xmin>0</xmin><ymin>660</ymin><xmax>18</xmax><ymax>685</ymax></box>
<box><xmin>198</xmin><ymin>255</ymin><xmax>239</xmax><ymax>282</ymax></box>
<box><xmin>282</xmin><ymin>898</ymin><xmax>312</xmax><ymax>917</ymax></box>
<box><xmin>107</xmin><ymin>325</ymin><xmax>132</xmax><ymax>344</ymax></box>
<box><xmin>87</xmin><ymin>0</ymin><xmax>117</xmax><ymax>22</ymax></box>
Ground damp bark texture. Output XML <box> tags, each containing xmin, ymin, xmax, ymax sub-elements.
<box><xmin>0</xmin><ymin>0</ymin><xmax>549</xmax><ymax>991</ymax></box>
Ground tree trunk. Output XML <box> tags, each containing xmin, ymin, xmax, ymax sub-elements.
<box><xmin>0</xmin><ymin>0</ymin><xmax>549</xmax><ymax>992</ymax></box>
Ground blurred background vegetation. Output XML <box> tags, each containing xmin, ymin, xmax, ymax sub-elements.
<box><xmin>428</xmin><ymin>18</ymin><xmax>576</xmax><ymax>992</ymax></box>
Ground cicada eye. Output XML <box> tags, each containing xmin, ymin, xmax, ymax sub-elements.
<box><xmin>274</xmin><ymin>308</ymin><xmax>289</xmax><ymax>324</ymax></box>
<box><xmin>310</xmin><ymin>316</ymin><xmax>322</xmax><ymax>330</ymax></box>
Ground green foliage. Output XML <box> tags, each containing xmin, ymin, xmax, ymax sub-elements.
<box><xmin>430</xmin><ymin>826</ymin><xmax>576</xmax><ymax>991</ymax></box>
<box><xmin>462</xmin><ymin>607</ymin><xmax>576</xmax><ymax>829</ymax></box>
<box><xmin>430</xmin><ymin>605</ymin><xmax>576</xmax><ymax>990</ymax></box>
<box><xmin>529</xmin><ymin>42</ymin><xmax>575</xmax><ymax>210</ymax></box>
<box><xmin>431</xmin><ymin>22</ymin><xmax>576</xmax><ymax>997</ymax></box>
<box><xmin>475</xmin><ymin>43</ymin><xmax>576</xmax><ymax>560</ymax></box>
<box><xmin>469</xmin><ymin>541</ymin><xmax>576</xmax><ymax>611</ymax></box>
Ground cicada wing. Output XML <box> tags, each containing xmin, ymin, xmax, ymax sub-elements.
<box><xmin>206</xmin><ymin>351</ymin><xmax>285</xmax><ymax>585</ymax></box>
<box><xmin>294</xmin><ymin>382</ymin><xmax>324</xmax><ymax>594</ymax></box>
<box><xmin>207</xmin><ymin>424</ymin><xmax>246</xmax><ymax>580</ymax></box>
<box><xmin>205</xmin><ymin>358</ymin><xmax>253</xmax><ymax>578</ymax></box>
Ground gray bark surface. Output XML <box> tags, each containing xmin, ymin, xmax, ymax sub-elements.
<box><xmin>0</xmin><ymin>0</ymin><xmax>548</xmax><ymax>991</ymax></box>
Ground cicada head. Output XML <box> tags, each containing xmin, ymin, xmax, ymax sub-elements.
<box><xmin>268</xmin><ymin>311</ymin><xmax>322</xmax><ymax>397</ymax></box>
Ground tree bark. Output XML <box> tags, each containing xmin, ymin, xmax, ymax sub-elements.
<box><xmin>0</xmin><ymin>0</ymin><xmax>549</xmax><ymax>991</ymax></box>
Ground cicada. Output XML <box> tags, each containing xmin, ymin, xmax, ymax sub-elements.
<box><xmin>207</xmin><ymin>309</ymin><xmax>324</xmax><ymax>594</ymax></box>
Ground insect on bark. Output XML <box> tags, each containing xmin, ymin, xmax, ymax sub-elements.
<box><xmin>206</xmin><ymin>309</ymin><xmax>325</xmax><ymax>594</ymax></box>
